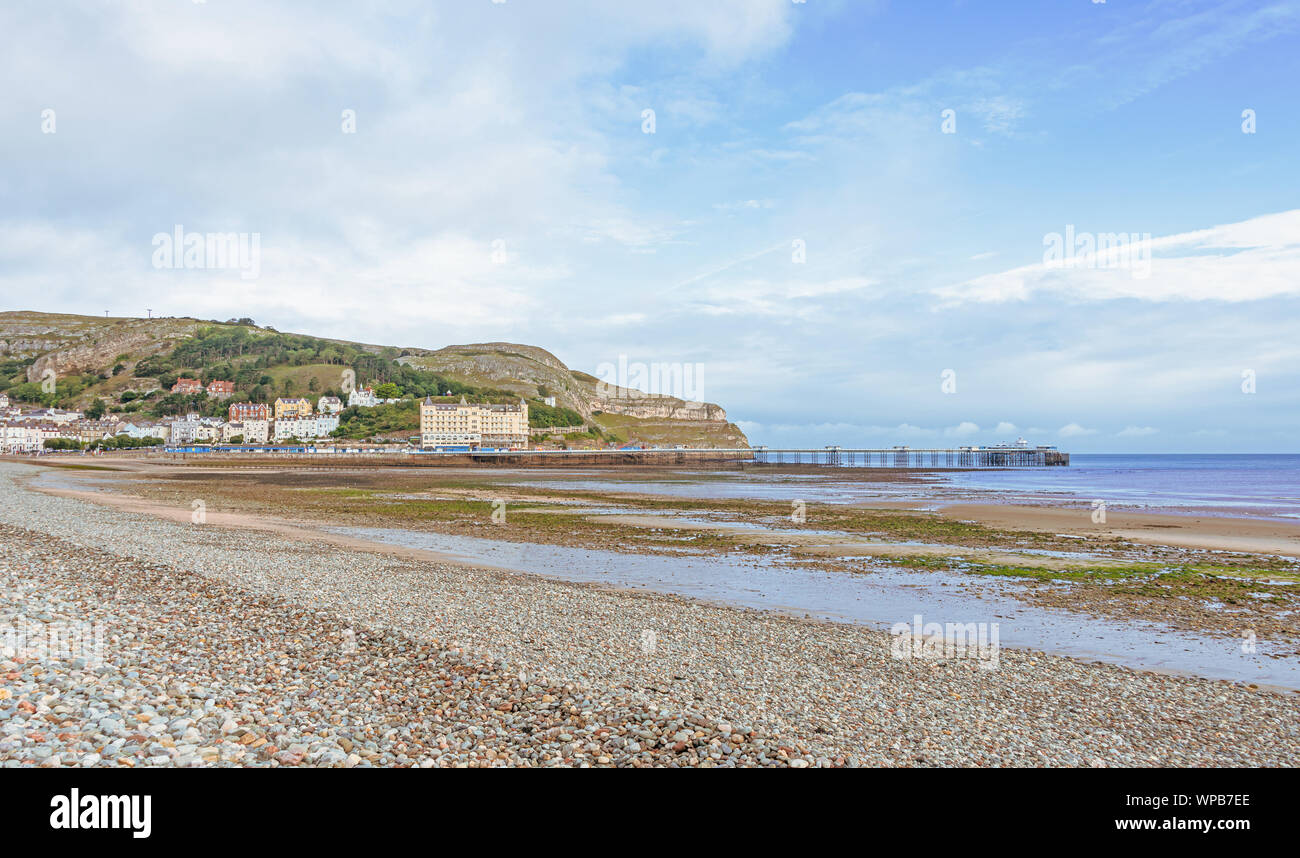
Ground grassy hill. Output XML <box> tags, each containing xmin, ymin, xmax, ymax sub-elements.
<box><xmin>0</xmin><ymin>311</ymin><xmax>748</xmax><ymax>447</ymax></box>
<box><xmin>402</xmin><ymin>343</ymin><xmax>747</xmax><ymax>447</ymax></box>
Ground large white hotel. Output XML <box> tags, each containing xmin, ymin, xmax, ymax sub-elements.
<box><xmin>419</xmin><ymin>396</ymin><xmax>529</xmax><ymax>449</ymax></box>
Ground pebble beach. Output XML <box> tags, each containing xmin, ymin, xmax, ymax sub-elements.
<box><xmin>2</xmin><ymin>461</ymin><xmax>1298</xmax><ymax>767</ymax></box>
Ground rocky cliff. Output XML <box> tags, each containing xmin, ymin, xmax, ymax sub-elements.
<box><xmin>402</xmin><ymin>343</ymin><xmax>747</xmax><ymax>446</ymax></box>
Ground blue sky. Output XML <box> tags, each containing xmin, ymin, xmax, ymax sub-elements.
<box><xmin>2</xmin><ymin>0</ymin><xmax>1298</xmax><ymax>451</ymax></box>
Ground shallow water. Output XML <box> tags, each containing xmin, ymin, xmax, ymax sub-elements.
<box><xmin>328</xmin><ymin>525</ymin><xmax>1300</xmax><ymax>689</ymax></box>
<box><xmin>503</xmin><ymin>455</ymin><xmax>1300</xmax><ymax>519</ymax></box>
<box><xmin>28</xmin><ymin>470</ymin><xmax>136</xmax><ymax>493</ymax></box>
<box><xmin>503</xmin><ymin>471</ymin><xmax>944</xmax><ymax>505</ymax></box>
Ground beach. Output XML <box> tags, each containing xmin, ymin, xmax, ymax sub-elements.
<box><xmin>25</xmin><ymin>455</ymin><xmax>1300</xmax><ymax>663</ymax></box>
<box><xmin>939</xmin><ymin>503</ymin><xmax>1300</xmax><ymax>556</ymax></box>
<box><xmin>2</xmin><ymin>457</ymin><xmax>1299</xmax><ymax>767</ymax></box>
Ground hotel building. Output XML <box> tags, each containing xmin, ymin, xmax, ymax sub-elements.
<box><xmin>419</xmin><ymin>397</ymin><xmax>528</xmax><ymax>449</ymax></box>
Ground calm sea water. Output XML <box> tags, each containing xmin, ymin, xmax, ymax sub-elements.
<box><xmin>938</xmin><ymin>454</ymin><xmax>1300</xmax><ymax>518</ymax></box>
<box><xmin>505</xmin><ymin>454</ymin><xmax>1300</xmax><ymax>519</ymax></box>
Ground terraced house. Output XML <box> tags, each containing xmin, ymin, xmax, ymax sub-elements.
<box><xmin>0</xmin><ymin>422</ymin><xmax>43</xmax><ymax>453</ymax></box>
<box><xmin>273</xmin><ymin>413</ymin><xmax>339</xmax><ymax>441</ymax></box>
<box><xmin>238</xmin><ymin>417</ymin><xmax>270</xmax><ymax>444</ymax></box>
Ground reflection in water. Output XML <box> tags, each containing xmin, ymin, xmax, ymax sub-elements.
<box><xmin>329</xmin><ymin>525</ymin><xmax>1300</xmax><ymax>688</ymax></box>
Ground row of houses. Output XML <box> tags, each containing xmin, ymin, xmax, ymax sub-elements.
<box><xmin>0</xmin><ymin>385</ymin><xmax>365</xmax><ymax>454</ymax></box>
<box><xmin>171</xmin><ymin>379</ymin><xmax>388</xmax><ymax>411</ymax></box>
<box><xmin>1</xmin><ymin>419</ymin><xmax>114</xmax><ymax>452</ymax></box>
<box><xmin>167</xmin><ymin>410</ymin><xmax>340</xmax><ymax>444</ymax></box>
<box><xmin>165</xmin><ymin>392</ymin><xmax>347</xmax><ymax>444</ymax></box>
<box><xmin>0</xmin><ymin>405</ymin><xmax>152</xmax><ymax>453</ymax></box>
<box><xmin>168</xmin><ymin>379</ymin><xmax>394</xmax><ymax>414</ymax></box>
<box><xmin>1</xmin><ymin>381</ymin><xmax>536</xmax><ymax>453</ymax></box>
<box><xmin>0</xmin><ymin>399</ymin><xmax>342</xmax><ymax>453</ymax></box>
<box><xmin>0</xmin><ymin>395</ymin><xmax>98</xmax><ymax>452</ymax></box>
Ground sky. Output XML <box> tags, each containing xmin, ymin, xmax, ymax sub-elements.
<box><xmin>2</xmin><ymin>0</ymin><xmax>1298</xmax><ymax>452</ymax></box>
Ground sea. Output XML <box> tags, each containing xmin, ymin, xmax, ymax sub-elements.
<box><xmin>939</xmin><ymin>453</ymin><xmax>1300</xmax><ymax>519</ymax></box>
<box><xmin>504</xmin><ymin>453</ymin><xmax>1300</xmax><ymax>520</ymax></box>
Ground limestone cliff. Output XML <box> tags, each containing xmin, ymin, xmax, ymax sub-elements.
<box><xmin>401</xmin><ymin>343</ymin><xmax>748</xmax><ymax>447</ymax></box>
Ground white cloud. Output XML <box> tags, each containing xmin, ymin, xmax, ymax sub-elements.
<box><xmin>936</xmin><ymin>210</ymin><xmax>1300</xmax><ymax>304</ymax></box>
<box><xmin>1116</xmin><ymin>425</ymin><xmax>1159</xmax><ymax>437</ymax></box>
<box><xmin>687</xmin><ymin>276</ymin><xmax>878</xmax><ymax>317</ymax></box>
<box><xmin>738</xmin><ymin>421</ymin><xmax>945</xmax><ymax>441</ymax></box>
<box><xmin>993</xmin><ymin>421</ymin><xmax>1018</xmax><ymax>434</ymax></box>
<box><xmin>1058</xmin><ymin>423</ymin><xmax>1097</xmax><ymax>437</ymax></box>
<box><xmin>944</xmin><ymin>421</ymin><xmax>981</xmax><ymax>437</ymax></box>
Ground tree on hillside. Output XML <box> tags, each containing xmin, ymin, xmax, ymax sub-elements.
<box><xmin>84</xmin><ymin>398</ymin><xmax>106</xmax><ymax>420</ymax></box>
<box><xmin>374</xmin><ymin>382</ymin><xmax>402</xmax><ymax>399</ymax></box>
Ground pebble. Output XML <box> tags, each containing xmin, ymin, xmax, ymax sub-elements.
<box><xmin>1</xmin><ymin>461</ymin><xmax>1297</xmax><ymax>767</ymax></box>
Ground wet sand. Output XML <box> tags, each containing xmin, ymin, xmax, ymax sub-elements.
<box><xmin>939</xmin><ymin>503</ymin><xmax>1300</xmax><ymax>557</ymax></box>
<box><xmin>27</xmin><ymin>482</ymin><xmax>503</xmax><ymax>572</ymax></box>
<box><xmin>24</xmin><ymin>455</ymin><xmax>1300</xmax><ymax>556</ymax></box>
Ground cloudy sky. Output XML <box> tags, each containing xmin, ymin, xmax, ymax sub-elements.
<box><xmin>3</xmin><ymin>0</ymin><xmax>1298</xmax><ymax>451</ymax></box>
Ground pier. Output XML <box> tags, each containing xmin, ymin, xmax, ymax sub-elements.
<box><xmin>148</xmin><ymin>445</ymin><xmax>1068</xmax><ymax>469</ymax></box>
<box><xmin>750</xmin><ymin>446</ymin><xmax>1069</xmax><ymax>468</ymax></box>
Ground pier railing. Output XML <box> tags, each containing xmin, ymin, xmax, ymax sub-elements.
<box><xmin>151</xmin><ymin>445</ymin><xmax>1068</xmax><ymax>468</ymax></box>
<box><xmin>748</xmin><ymin>447</ymin><xmax>1069</xmax><ymax>468</ymax></box>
